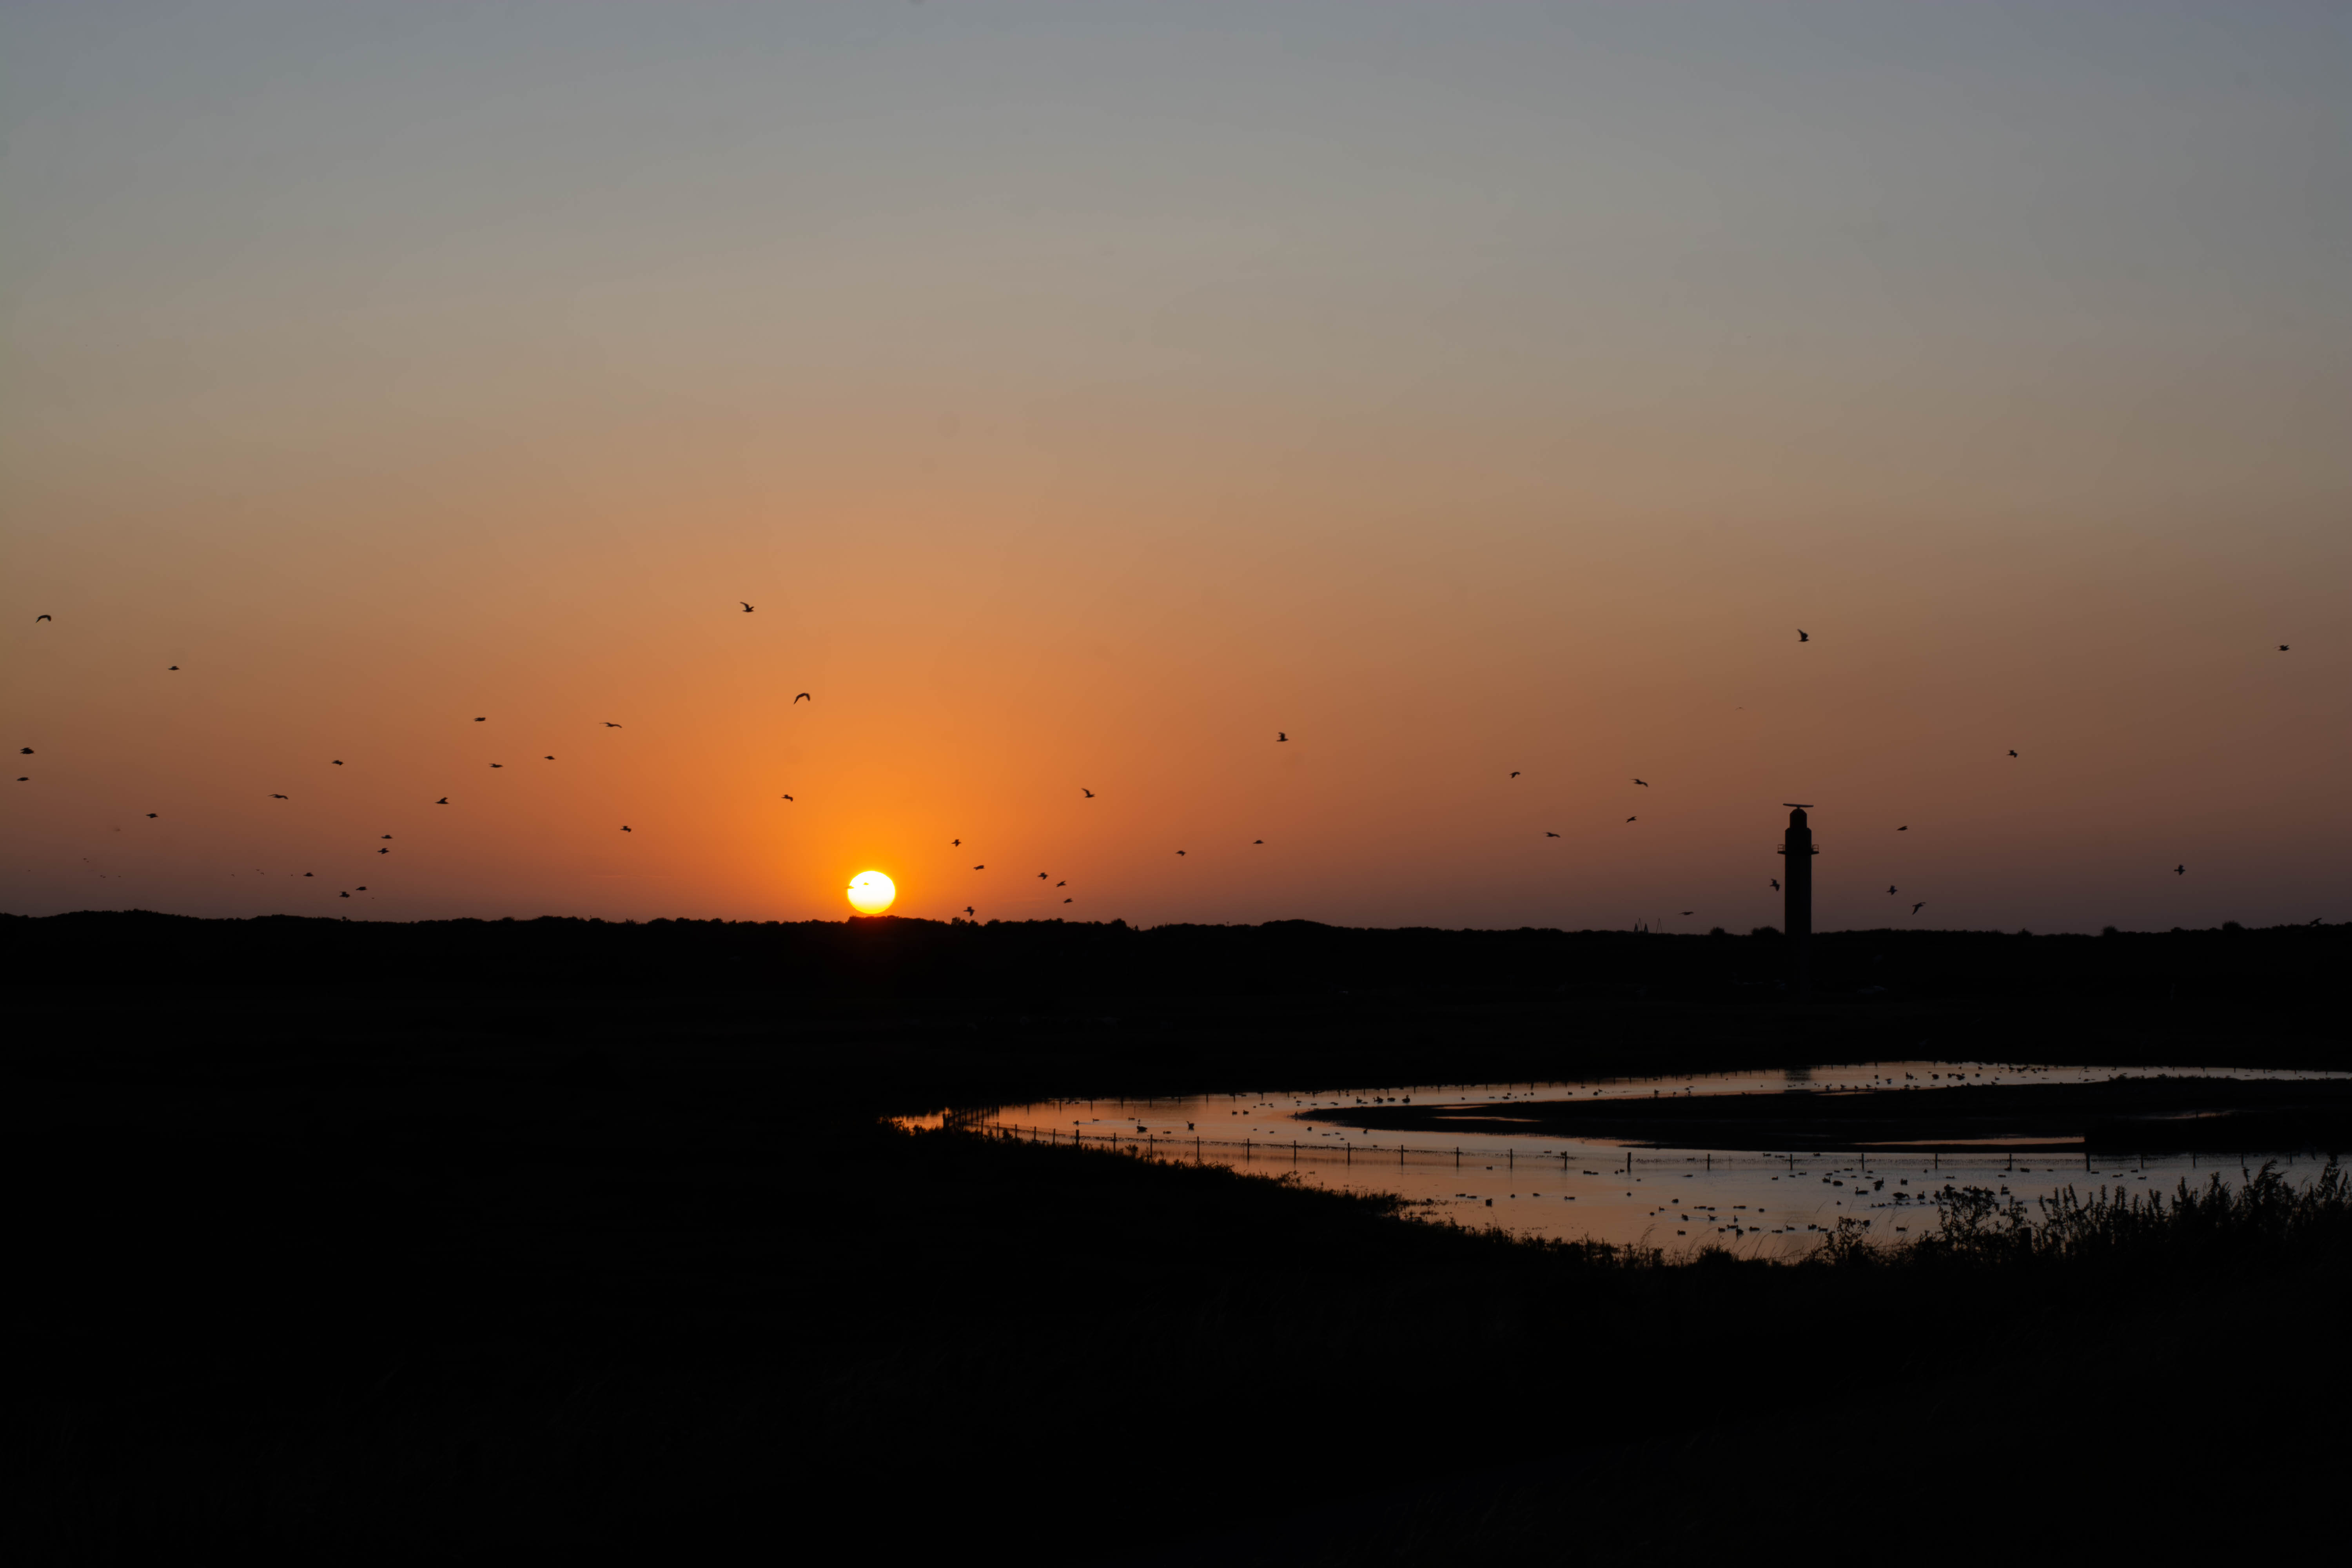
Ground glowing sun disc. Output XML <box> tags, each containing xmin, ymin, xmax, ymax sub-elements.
<box><xmin>847</xmin><ymin>871</ymin><xmax>896</xmax><ymax>915</ymax></box>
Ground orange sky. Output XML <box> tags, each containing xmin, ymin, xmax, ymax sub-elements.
<box><xmin>5</xmin><ymin>4</ymin><xmax>2348</xmax><ymax>933</ymax></box>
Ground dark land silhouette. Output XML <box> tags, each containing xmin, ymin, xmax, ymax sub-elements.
<box><xmin>10</xmin><ymin>911</ymin><xmax>2348</xmax><ymax>1559</ymax></box>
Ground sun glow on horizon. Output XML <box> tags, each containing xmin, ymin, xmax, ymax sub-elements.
<box><xmin>847</xmin><ymin>871</ymin><xmax>897</xmax><ymax>915</ymax></box>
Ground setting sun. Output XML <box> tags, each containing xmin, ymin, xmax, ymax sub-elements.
<box><xmin>846</xmin><ymin>871</ymin><xmax>896</xmax><ymax>916</ymax></box>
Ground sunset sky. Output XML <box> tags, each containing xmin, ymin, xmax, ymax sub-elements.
<box><xmin>5</xmin><ymin>3</ymin><xmax>2347</xmax><ymax>933</ymax></box>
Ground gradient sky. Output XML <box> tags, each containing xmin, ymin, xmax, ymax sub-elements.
<box><xmin>5</xmin><ymin>2</ymin><xmax>2348</xmax><ymax>933</ymax></box>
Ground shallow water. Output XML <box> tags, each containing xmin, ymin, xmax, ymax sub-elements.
<box><xmin>900</xmin><ymin>1062</ymin><xmax>2346</xmax><ymax>1256</ymax></box>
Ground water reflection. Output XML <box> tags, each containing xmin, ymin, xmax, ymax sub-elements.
<box><xmin>900</xmin><ymin>1061</ymin><xmax>2345</xmax><ymax>1255</ymax></box>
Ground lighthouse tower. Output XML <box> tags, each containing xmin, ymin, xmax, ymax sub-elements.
<box><xmin>1779</xmin><ymin>806</ymin><xmax>1818</xmax><ymax>999</ymax></box>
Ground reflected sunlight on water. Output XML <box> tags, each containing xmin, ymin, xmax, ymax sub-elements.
<box><xmin>900</xmin><ymin>1062</ymin><xmax>2348</xmax><ymax>1255</ymax></box>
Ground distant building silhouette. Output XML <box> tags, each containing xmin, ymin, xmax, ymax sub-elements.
<box><xmin>1779</xmin><ymin>806</ymin><xmax>1817</xmax><ymax>999</ymax></box>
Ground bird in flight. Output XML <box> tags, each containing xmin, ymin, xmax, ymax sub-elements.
<box><xmin>146</xmin><ymin>813</ymin><xmax>157</xmax><ymax>818</ymax></box>
<box><xmin>951</xmin><ymin>838</ymin><xmax>960</xmax><ymax>847</ymax></box>
<box><xmin>794</xmin><ymin>693</ymin><xmax>810</xmax><ymax>704</ymax></box>
<box><xmin>2279</xmin><ymin>644</ymin><xmax>2289</xmax><ymax>652</ymax></box>
<box><xmin>780</xmin><ymin>794</ymin><xmax>794</xmax><ymax>802</ymax></box>
<box><xmin>1770</xmin><ymin>878</ymin><xmax>1780</xmax><ymax>891</ymax></box>
<box><xmin>1063</xmin><ymin>898</ymin><xmax>1072</xmax><ymax>904</ymax></box>
<box><xmin>1797</xmin><ymin>630</ymin><xmax>1809</xmax><ymax>642</ymax></box>
<box><xmin>1510</xmin><ymin>771</ymin><xmax>1520</xmax><ymax>779</ymax></box>
<box><xmin>20</xmin><ymin>748</ymin><xmax>32</xmax><ymax>755</ymax></box>
<box><xmin>1898</xmin><ymin>825</ymin><xmax>1908</xmax><ymax>831</ymax></box>
<box><xmin>35</xmin><ymin>614</ymin><xmax>50</xmax><ymax>622</ymax></box>
<box><xmin>1037</xmin><ymin>872</ymin><xmax>1048</xmax><ymax>880</ymax></box>
<box><xmin>474</xmin><ymin>717</ymin><xmax>486</xmax><ymax>723</ymax></box>
<box><xmin>973</xmin><ymin>864</ymin><xmax>984</xmax><ymax>870</ymax></box>
<box><xmin>2175</xmin><ymin>864</ymin><xmax>2185</xmax><ymax>876</ymax></box>
<box><xmin>436</xmin><ymin>797</ymin><xmax>449</xmax><ymax>805</ymax></box>
<box><xmin>621</xmin><ymin>825</ymin><xmax>632</xmax><ymax>832</ymax></box>
<box><xmin>1176</xmin><ymin>849</ymin><xmax>1187</xmax><ymax>856</ymax></box>
<box><xmin>332</xmin><ymin>760</ymin><xmax>343</xmax><ymax>766</ymax></box>
<box><xmin>2008</xmin><ymin>750</ymin><xmax>2018</xmax><ymax>758</ymax></box>
<box><xmin>1056</xmin><ymin>880</ymin><xmax>1065</xmax><ymax>887</ymax></box>
<box><xmin>490</xmin><ymin>763</ymin><xmax>503</xmax><ymax>768</ymax></box>
<box><xmin>1626</xmin><ymin>816</ymin><xmax>1637</xmax><ymax>823</ymax></box>
<box><xmin>1545</xmin><ymin>831</ymin><xmax>1560</xmax><ymax>838</ymax></box>
<box><xmin>544</xmin><ymin>755</ymin><xmax>554</xmax><ymax>761</ymax></box>
<box><xmin>168</xmin><ymin>665</ymin><xmax>179</xmax><ymax>671</ymax></box>
<box><xmin>1276</xmin><ymin>732</ymin><xmax>1288</xmax><ymax>742</ymax></box>
<box><xmin>963</xmin><ymin>906</ymin><xmax>975</xmax><ymax>917</ymax></box>
<box><xmin>1912</xmin><ymin>902</ymin><xmax>1926</xmax><ymax>915</ymax></box>
<box><xmin>1887</xmin><ymin>885</ymin><xmax>1898</xmax><ymax>895</ymax></box>
<box><xmin>1681</xmin><ymin>911</ymin><xmax>1693</xmax><ymax>917</ymax></box>
<box><xmin>1082</xmin><ymin>788</ymin><xmax>1094</xmax><ymax>798</ymax></box>
<box><xmin>377</xmin><ymin>848</ymin><xmax>388</xmax><ymax>855</ymax></box>
<box><xmin>740</xmin><ymin>602</ymin><xmax>755</xmax><ymax>613</ymax></box>
<box><xmin>603</xmin><ymin>722</ymin><xmax>623</xmax><ymax>728</ymax></box>
<box><xmin>340</xmin><ymin>891</ymin><xmax>350</xmax><ymax>898</ymax></box>
<box><xmin>1253</xmin><ymin>839</ymin><xmax>1264</xmax><ymax>845</ymax></box>
<box><xmin>1634</xmin><ymin>779</ymin><xmax>1648</xmax><ymax>787</ymax></box>
<box><xmin>381</xmin><ymin>834</ymin><xmax>392</xmax><ymax>840</ymax></box>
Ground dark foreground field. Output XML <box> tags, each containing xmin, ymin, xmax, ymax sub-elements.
<box><xmin>9</xmin><ymin>913</ymin><xmax>2349</xmax><ymax>1560</ymax></box>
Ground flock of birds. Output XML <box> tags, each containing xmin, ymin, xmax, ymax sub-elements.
<box><xmin>14</xmin><ymin>613</ymin><xmax>2298</xmax><ymax>922</ymax></box>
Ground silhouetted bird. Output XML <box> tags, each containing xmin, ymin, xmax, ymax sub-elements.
<box><xmin>17</xmin><ymin>777</ymin><xmax>26</xmax><ymax>782</ymax></box>
<box><xmin>973</xmin><ymin>864</ymin><xmax>984</xmax><ymax>870</ymax></box>
<box><xmin>146</xmin><ymin>813</ymin><xmax>156</xmax><ymax>818</ymax></box>
<box><xmin>1634</xmin><ymin>779</ymin><xmax>1648</xmax><ymax>787</ymax></box>
<box><xmin>544</xmin><ymin>755</ymin><xmax>554</xmax><ymax>760</ymax></box>
<box><xmin>1888</xmin><ymin>885</ymin><xmax>1897</xmax><ymax>895</ymax></box>
<box><xmin>356</xmin><ymin>887</ymin><xmax>366</xmax><ymax>892</ymax></box>
<box><xmin>951</xmin><ymin>838</ymin><xmax>960</xmax><ymax>847</ymax></box>
<box><xmin>2008</xmin><ymin>750</ymin><xmax>2018</xmax><ymax>758</ymax></box>
<box><xmin>381</xmin><ymin>834</ymin><xmax>392</xmax><ymax>839</ymax></box>
<box><xmin>781</xmin><ymin>794</ymin><xmax>793</xmax><ymax>802</ymax></box>
<box><xmin>19</xmin><ymin>748</ymin><xmax>30</xmax><ymax>755</ymax></box>
<box><xmin>1063</xmin><ymin>898</ymin><xmax>1072</xmax><ymax>904</ymax></box>
<box><xmin>1037</xmin><ymin>872</ymin><xmax>1047</xmax><ymax>880</ymax></box>
<box><xmin>475</xmin><ymin>717</ymin><xmax>486</xmax><ymax>722</ymax></box>
<box><xmin>1510</xmin><ymin>771</ymin><xmax>1520</xmax><ymax>779</ymax></box>
<box><xmin>304</xmin><ymin>872</ymin><xmax>313</xmax><ymax>878</ymax></box>
<box><xmin>436</xmin><ymin>797</ymin><xmax>448</xmax><ymax>805</ymax></box>
<box><xmin>1177</xmin><ymin>849</ymin><xmax>1186</xmax><ymax>855</ymax></box>
<box><xmin>490</xmin><ymin>763</ymin><xmax>502</xmax><ymax>768</ymax></box>
<box><xmin>332</xmin><ymin>760</ymin><xmax>343</xmax><ymax>766</ymax></box>
<box><xmin>35</xmin><ymin>615</ymin><xmax>50</xmax><ymax>622</ymax></box>
<box><xmin>1546</xmin><ymin>831</ymin><xmax>1560</xmax><ymax>838</ymax></box>
<box><xmin>2176</xmin><ymin>864</ymin><xmax>2185</xmax><ymax>876</ymax></box>
<box><xmin>1798</xmin><ymin>630</ymin><xmax>1809</xmax><ymax>642</ymax></box>
<box><xmin>1253</xmin><ymin>839</ymin><xmax>1264</xmax><ymax>844</ymax></box>
<box><xmin>603</xmin><ymin>722</ymin><xmax>623</xmax><ymax>728</ymax></box>
<box><xmin>1771</xmin><ymin>879</ymin><xmax>1780</xmax><ymax>891</ymax></box>
<box><xmin>1626</xmin><ymin>816</ymin><xmax>1636</xmax><ymax>823</ymax></box>
<box><xmin>2279</xmin><ymin>644</ymin><xmax>2289</xmax><ymax>652</ymax></box>
<box><xmin>740</xmin><ymin>603</ymin><xmax>754</xmax><ymax>613</ymax></box>
<box><xmin>1082</xmin><ymin>788</ymin><xmax>1094</xmax><ymax>797</ymax></box>
<box><xmin>963</xmin><ymin>906</ymin><xmax>975</xmax><ymax>917</ymax></box>
<box><xmin>1898</xmin><ymin>825</ymin><xmax>1908</xmax><ymax>831</ymax></box>
<box><xmin>1912</xmin><ymin>902</ymin><xmax>1926</xmax><ymax>915</ymax></box>
<box><xmin>341</xmin><ymin>891</ymin><xmax>349</xmax><ymax>898</ymax></box>
<box><xmin>377</xmin><ymin>848</ymin><xmax>388</xmax><ymax>855</ymax></box>
<box><xmin>168</xmin><ymin>665</ymin><xmax>178</xmax><ymax>671</ymax></box>
<box><xmin>1276</xmin><ymin>732</ymin><xmax>1287</xmax><ymax>742</ymax></box>
<box><xmin>271</xmin><ymin>794</ymin><xmax>287</xmax><ymax>800</ymax></box>
<box><xmin>1056</xmin><ymin>880</ymin><xmax>1065</xmax><ymax>887</ymax></box>
<box><xmin>621</xmin><ymin>826</ymin><xmax>632</xmax><ymax>832</ymax></box>
<box><xmin>794</xmin><ymin>693</ymin><xmax>810</xmax><ymax>703</ymax></box>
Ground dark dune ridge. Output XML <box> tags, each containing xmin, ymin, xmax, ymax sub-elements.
<box><xmin>1305</xmin><ymin>1075</ymin><xmax>2352</xmax><ymax>1155</ymax></box>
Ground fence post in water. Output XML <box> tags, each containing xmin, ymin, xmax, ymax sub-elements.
<box><xmin>1455</xmin><ymin>1147</ymin><xmax>1461</xmax><ymax>1168</ymax></box>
